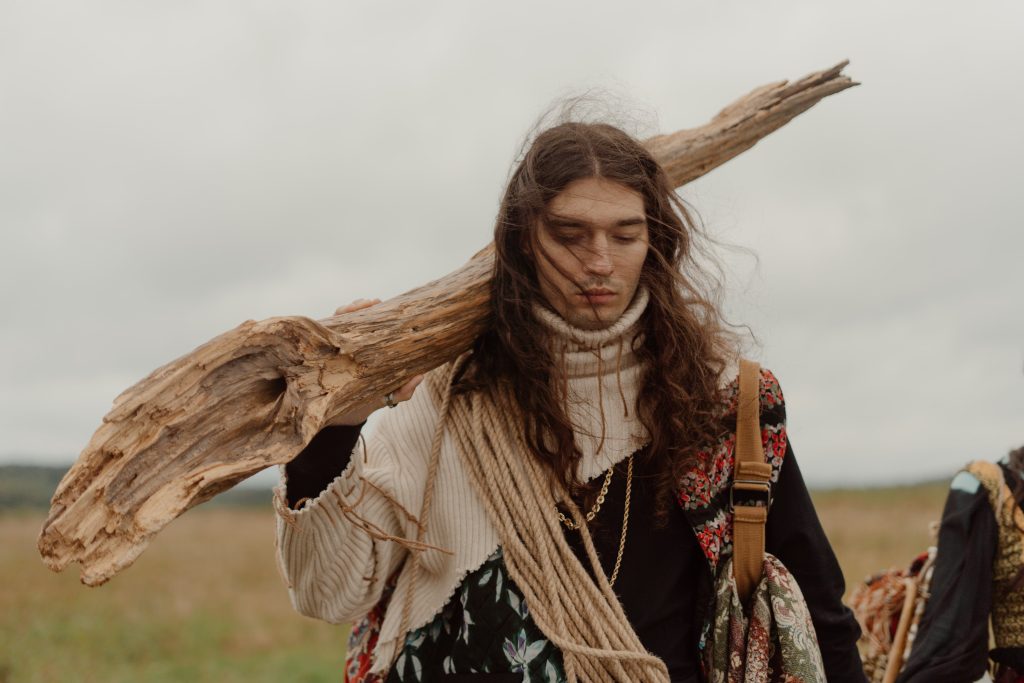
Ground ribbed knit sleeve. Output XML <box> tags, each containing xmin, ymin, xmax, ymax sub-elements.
<box><xmin>273</xmin><ymin>424</ymin><xmax>409</xmax><ymax>625</ymax></box>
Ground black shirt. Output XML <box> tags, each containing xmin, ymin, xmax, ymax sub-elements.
<box><xmin>561</xmin><ymin>447</ymin><xmax>704</xmax><ymax>683</ymax></box>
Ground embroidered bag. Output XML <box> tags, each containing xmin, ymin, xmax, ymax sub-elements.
<box><xmin>704</xmin><ymin>359</ymin><xmax>827</xmax><ymax>683</ymax></box>
<box><xmin>846</xmin><ymin>548</ymin><xmax>935</xmax><ymax>683</ymax></box>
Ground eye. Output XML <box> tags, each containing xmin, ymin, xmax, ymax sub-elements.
<box><xmin>613</xmin><ymin>235</ymin><xmax>640</xmax><ymax>244</ymax></box>
<box><xmin>553</xmin><ymin>233</ymin><xmax>583</xmax><ymax>245</ymax></box>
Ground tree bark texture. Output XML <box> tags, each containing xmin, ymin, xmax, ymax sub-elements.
<box><xmin>38</xmin><ymin>61</ymin><xmax>857</xmax><ymax>586</ymax></box>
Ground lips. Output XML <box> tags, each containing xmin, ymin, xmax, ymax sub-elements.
<box><xmin>578</xmin><ymin>289</ymin><xmax>616</xmax><ymax>304</ymax></box>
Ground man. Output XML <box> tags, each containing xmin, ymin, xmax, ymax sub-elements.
<box><xmin>275</xmin><ymin>121</ymin><xmax>865</xmax><ymax>682</ymax></box>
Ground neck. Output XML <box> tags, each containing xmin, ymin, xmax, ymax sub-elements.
<box><xmin>530</xmin><ymin>286</ymin><xmax>651</xmax><ymax>480</ymax></box>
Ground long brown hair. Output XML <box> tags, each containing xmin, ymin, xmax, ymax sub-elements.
<box><xmin>456</xmin><ymin>119</ymin><xmax>737</xmax><ymax>521</ymax></box>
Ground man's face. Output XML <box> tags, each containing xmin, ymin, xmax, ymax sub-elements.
<box><xmin>532</xmin><ymin>177</ymin><xmax>650</xmax><ymax>330</ymax></box>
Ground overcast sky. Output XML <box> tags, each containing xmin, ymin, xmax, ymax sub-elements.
<box><xmin>2</xmin><ymin>0</ymin><xmax>1021</xmax><ymax>487</ymax></box>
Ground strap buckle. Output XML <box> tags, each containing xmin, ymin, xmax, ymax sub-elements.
<box><xmin>730</xmin><ymin>479</ymin><xmax>772</xmax><ymax>510</ymax></box>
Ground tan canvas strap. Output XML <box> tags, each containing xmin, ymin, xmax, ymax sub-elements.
<box><xmin>732</xmin><ymin>358</ymin><xmax>773</xmax><ymax>604</ymax></box>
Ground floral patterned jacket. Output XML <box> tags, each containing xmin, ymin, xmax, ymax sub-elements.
<box><xmin>342</xmin><ymin>368</ymin><xmax>862</xmax><ymax>683</ymax></box>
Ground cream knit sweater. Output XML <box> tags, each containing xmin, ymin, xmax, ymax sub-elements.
<box><xmin>274</xmin><ymin>287</ymin><xmax>652</xmax><ymax>674</ymax></box>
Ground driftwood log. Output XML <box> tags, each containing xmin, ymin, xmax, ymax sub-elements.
<box><xmin>39</xmin><ymin>60</ymin><xmax>858</xmax><ymax>586</ymax></box>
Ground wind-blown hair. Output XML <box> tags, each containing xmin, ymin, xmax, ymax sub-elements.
<box><xmin>456</xmin><ymin>120</ymin><xmax>737</xmax><ymax>522</ymax></box>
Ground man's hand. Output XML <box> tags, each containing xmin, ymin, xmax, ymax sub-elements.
<box><xmin>325</xmin><ymin>298</ymin><xmax>424</xmax><ymax>426</ymax></box>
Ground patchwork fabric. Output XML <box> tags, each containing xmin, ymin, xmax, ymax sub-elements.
<box><xmin>964</xmin><ymin>461</ymin><xmax>1024</xmax><ymax>649</ymax></box>
<box><xmin>345</xmin><ymin>572</ymin><xmax>397</xmax><ymax>683</ymax></box>
<box><xmin>677</xmin><ymin>368</ymin><xmax>787</xmax><ymax>571</ymax></box>
<box><xmin>386</xmin><ymin>547</ymin><xmax>564</xmax><ymax>682</ymax></box>
<box><xmin>678</xmin><ymin>369</ymin><xmax>789</xmax><ymax>661</ymax></box>
<box><xmin>707</xmin><ymin>555</ymin><xmax>826</xmax><ymax>683</ymax></box>
<box><xmin>344</xmin><ymin>367</ymin><xmax>789</xmax><ymax>680</ymax></box>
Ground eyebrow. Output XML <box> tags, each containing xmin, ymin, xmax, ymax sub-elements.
<box><xmin>546</xmin><ymin>215</ymin><xmax>647</xmax><ymax>229</ymax></box>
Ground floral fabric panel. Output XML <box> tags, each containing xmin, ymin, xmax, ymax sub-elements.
<box><xmin>385</xmin><ymin>547</ymin><xmax>566</xmax><ymax>683</ymax></box>
<box><xmin>345</xmin><ymin>572</ymin><xmax>397</xmax><ymax>683</ymax></box>
<box><xmin>676</xmin><ymin>367</ymin><xmax>789</xmax><ymax>659</ymax></box>
<box><xmin>706</xmin><ymin>554</ymin><xmax>826</xmax><ymax>683</ymax></box>
<box><xmin>676</xmin><ymin>367</ymin><xmax>787</xmax><ymax>572</ymax></box>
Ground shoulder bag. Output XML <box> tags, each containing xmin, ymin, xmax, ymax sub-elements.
<box><xmin>705</xmin><ymin>358</ymin><xmax>828</xmax><ymax>683</ymax></box>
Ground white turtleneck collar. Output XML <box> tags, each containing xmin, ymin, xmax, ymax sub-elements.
<box><xmin>530</xmin><ymin>286</ymin><xmax>652</xmax><ymax>481</ymax></box>
<box><xmin>532</xmin><ymin>286</ymin><xmax>650</xmax><ymax>356</ymax></box>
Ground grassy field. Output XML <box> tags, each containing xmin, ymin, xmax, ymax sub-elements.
<box><xmin>1</xmin><ymin>508</ymin><xmax>347</xmax><ymax>683</ymax></box>
<box><xmin>810</xmin><ymin>481</ymin><xmax>949</xmax><ymax>588</ymax></box>
<box><xmin>1</xmin><ymin>483</ymin><xmax>950</xmax><ymax>682</ymax></box>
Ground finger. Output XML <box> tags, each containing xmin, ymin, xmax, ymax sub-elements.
<box><xmin>393</xmin><ymin>374</ymin><xmax>425</xmax><ymax>402</ymax></box>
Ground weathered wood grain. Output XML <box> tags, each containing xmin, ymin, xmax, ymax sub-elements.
<box><xmin>39</xmin><ymin>61</ymin><xmax>857</xmax><ymax>586</ymax></box>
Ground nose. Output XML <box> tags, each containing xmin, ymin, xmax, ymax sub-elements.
<box><xmin>582</xmin><ymin>235</ymin><xmax>614</xmax><ymax>276</ymax></box>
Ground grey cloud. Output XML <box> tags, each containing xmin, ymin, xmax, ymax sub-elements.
<box><xmin>2</xmin><ymin>0</ymin><xmax>1022</xmax><ymax>486</ymax></box>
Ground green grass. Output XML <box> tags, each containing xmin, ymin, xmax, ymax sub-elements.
<box><xmin>7</xmin><ymin>609</ymin><xmax>341</xmax><ymax>683</ymax></box>
<box><xmin>811</xmin><ymin>481</ymin><xmax>949</xmax><ymax>589</ymax></box>
<box><xmin>1</xmin><ymin>508</ymin><xmax>348</xmax><ymax>683</ymax></box>
<box><xmin>0</xmin><ymin>481</ymin><xmax>953</xmax><ymax>682</ymax></box>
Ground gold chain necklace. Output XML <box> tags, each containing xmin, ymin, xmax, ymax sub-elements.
<box><xmin>558</xmin><ymin>454</ymin><xmax>634</xmax><ymax>587</ymax></box>
<box><xmin>558</xmin><ymin>463</ymin><xmax>614</xmax><ymax>530</ymax></box>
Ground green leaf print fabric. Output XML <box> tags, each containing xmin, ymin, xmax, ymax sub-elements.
<box><xmin>386</xmin><ymin>547</ymin><xmax>566</xmax><ymax>683</ymax></box>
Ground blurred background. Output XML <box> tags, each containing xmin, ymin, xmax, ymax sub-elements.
<box><xmin>1</xmin><ymin>1</ymin><xmax>1021</xmax><ymax>680</ymax></box>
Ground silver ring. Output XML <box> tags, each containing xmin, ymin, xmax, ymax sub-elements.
<box><xmin>384</xmin><ymin>391</ymin><xmax>397</xmax><ymax>409</ymax></box>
